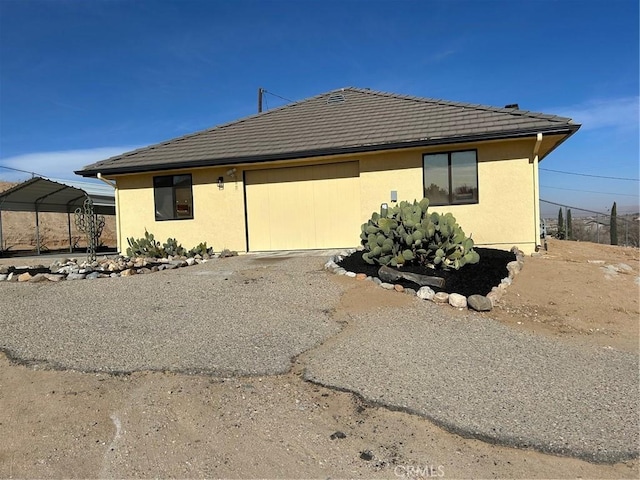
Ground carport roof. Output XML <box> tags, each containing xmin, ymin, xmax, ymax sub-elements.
<box><xmin>0</xmin><ymin>177</ymin><xmax>115</xmax><ymax>215</ymax></box>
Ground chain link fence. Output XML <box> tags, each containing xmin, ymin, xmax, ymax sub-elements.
<box><xmin>541</xmin><ymin>199</ymin><xmax>639</xmax><ymax>247</ymax></box>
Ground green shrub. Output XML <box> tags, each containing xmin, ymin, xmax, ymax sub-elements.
<box><xmin>126</xmin><ymin>230</ymin><xmax>165</xmax><ymax>258</ymax></box>
<box><xmin>126</xmin><ymin>232</ymin><xmax>213</xmax><ymax>259</ymax></box>
<box><xmin>188</xmin><ymin>242</ymin><xmax>214</xmax><ymax>257</ymax></box>
<box><xmin>360</xmin><ymin>198</ymin><xmax>479</xmax><ymax>270</ymax></box>
<box><xmin>163</xmin><ymin>238</ymin><xmax>186</xmax><ymax>257</ymax></box>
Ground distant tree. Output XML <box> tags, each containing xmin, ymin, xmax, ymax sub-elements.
<box><xmin>557</xmin><ymin>208</ymin><xmax>565</xmax><ymax>239</ymax></box>
<box><xmin>610</xmin><ymin>202</ymin><xmax>618</xmax><ymax>245</ymax></box>
<box><xmin>566</xmin><ymin>209</ymin><xmax>573</xmax><ymax>240</ymax></box>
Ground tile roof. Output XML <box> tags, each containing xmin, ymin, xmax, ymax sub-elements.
<box><xmin>77</xmin><ymin>87</ymin><xmax>580</xmax><ymax>176</ymax></box>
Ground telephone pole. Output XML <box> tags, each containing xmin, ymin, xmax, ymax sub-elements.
<box><xmin>258</xmin><ymin>87</ymin><xmax>264</xmax><ymax>113</ymax></box>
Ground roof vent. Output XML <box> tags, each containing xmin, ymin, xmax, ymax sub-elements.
<box><xmin>504</xmin><ymin>103</ymin><xmax>519</xmax><ymax>109</ymax></box>
<box><xmin>326</xmin><ymin>93</ymin><xmax>346</xmax><ymax>104</ymax></box>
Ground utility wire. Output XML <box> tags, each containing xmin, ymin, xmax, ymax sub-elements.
<box><xmin>540</xmin><ymin>167</ymin><xmax>639</xmax><ymax>182</ymax></box>
<box><xmin>540</xmin><ymin>185</ymin><xmax>639</xmax><ymax>197</ymax></box>
<box><xmin>263</xmin><ymin>89</ymin><xmax>294</xmax><ymax>103</ymax></box>
<box><xmin>0</xmin><ymin>165</ymin><xmax>44</xmax><ymax>177</ymax></box>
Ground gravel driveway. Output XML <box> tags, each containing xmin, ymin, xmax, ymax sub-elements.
<box><xmin>0</xmin><ymin>254</ymin><xmax>343</xmax><ymax>375</ymax></box>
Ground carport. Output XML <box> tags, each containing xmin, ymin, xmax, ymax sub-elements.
<box><xmin>0</xmin><ymin>177</ymin><xmax>115</xmax><ymax>254</ymax></box>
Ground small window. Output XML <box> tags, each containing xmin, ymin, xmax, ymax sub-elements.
<box><xmin>423</xmin><ymin>150</ymin><xmax>478</xmax><ymax>206</ymax></box>
<box><xmin>153</xmin><ymin>174</ymin><xmax>193</xmax><ymax>221</ymax></box>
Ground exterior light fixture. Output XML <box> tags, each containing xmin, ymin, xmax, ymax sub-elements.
<box><xmin>217</xmin><ymin>176</ymin><xmax>224</xmax><ymax>190</ymax></box>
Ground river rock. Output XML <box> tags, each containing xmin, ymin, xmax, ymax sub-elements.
<box><xmin>44</xmin><ymin>274</ymin><xmax>64</xmax><ymax>282</ymax></box>
<box><xmin>29</xmin><ymin>273</ymin><xmax>48</xmax><ymax>283</ymax></box>
<box><xmin>86</xmin><ymin>272</ymin><xmax>100</xmax><ymax>280</ymax></box>
<box><xmin>380</xmin><ymin>282</ymin><xmax>395</xmax><ymax>290</ymax></box>
<box><xmin>468</xmin><ymin>294</ymin><xmax>493</xmax><ymax>311</ymax></box>
<box><xmin>120</xmin><ymin>268</ymin><xmax>136</xmax><ymax>277</ymax></box>
<box><xmin>416</xmin><ymin>286</ymin><xmax>435</xmax><ymax>301</ymax></box>
<box><xmin>506</xmin><ymin>261</ymin><xmax>522</xmax><ymax>277</ymax></box>
<box><xmin>0</xmin><ymin>274</ymin><xmax>7</xmax><ymax>281</ymax></box>
<box><xmin>486</xmin><ymin>291</ymin><xmax>500</xmax><ymax>306</ymax></box>
<box><xmin>449</xmin><ymin>293</ymin><xmax>467</xmax><ymax>308</ymax></box>
<box><xmin>18</xmin><ymin>272</ymin><xmax>32</xmax><ymax>282</ymax></box>
<box><xmin>433</xmin><ymin>292</ymin><xmax>449</xmax><ymax>303</ymax></box>
<box><xmin>67</xmin><ymin>273</ymin><xmax>86</xmax><ymax>280</ymax></box>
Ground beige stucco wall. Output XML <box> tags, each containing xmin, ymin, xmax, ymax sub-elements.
<box><xmin>109</xmin><ymin>137</ymin><xmax>542</xmax><ymax>255</ymax></box>
<box><xmin>114</xmin><ymin>167</ymin><xmax>246</xmax><ymax>253</ymax></box>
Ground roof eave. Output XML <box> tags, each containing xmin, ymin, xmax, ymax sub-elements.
<box><xmin>76</xmin><ymin>125</ymin><xmax>580</xmax><ymax>178</ymax></box>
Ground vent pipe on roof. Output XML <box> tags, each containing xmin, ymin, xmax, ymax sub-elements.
<box><xmin>505</xmin><ymin>103</ymin><xmax>519</xmax><ymax>109</ymax></box>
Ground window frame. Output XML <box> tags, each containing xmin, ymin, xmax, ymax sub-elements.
<box><xmin>153</xmin><ymin>173</ymin><xmax>194</xmax><ymax>221</ymax></box>
<box><xmin>422</xmin><ymin>149</ymin><xmax>479</xmax><ymax>206</ymax></box>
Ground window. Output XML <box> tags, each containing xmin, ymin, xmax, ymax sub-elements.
<box><xmin>423</xmin><ymin>150</ymin><xmax>478</xmax><ymax>206</ymax></box>
<box><xmin>153</xmin><ymin>174</ymin><xmax>193</xmax><ymax>221</ymax></box>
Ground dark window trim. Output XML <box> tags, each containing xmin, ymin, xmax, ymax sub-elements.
<box><xmin>422</xmin><ymin>149</ymin><xmax>479</xmax><ymax>206</ymax></box>
<box><xmin>153</xmin><ymin>173</ymin><xmax>194</xmax><ymax>221</ymax></box>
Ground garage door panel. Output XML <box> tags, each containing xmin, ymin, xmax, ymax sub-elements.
<box><xmin>245</xmin><ymin>162</ymin><xmax>360</xmax><ymax>251</ymax></box>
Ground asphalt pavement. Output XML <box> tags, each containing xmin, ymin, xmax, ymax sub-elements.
<box><xmin>1</xmin><ymin>253</ymin><xmax>637</xmax><ymax>463</ymax></box>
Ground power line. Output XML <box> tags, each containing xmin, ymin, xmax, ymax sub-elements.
<box><xmin>263</xmin><ymin>89</ymin><xmax>294</xmax><ymax>104</ymax></box>
<box><xmin>0</xmin><ymin>165</ymin><xmax>44</xmax><ymax>177</ymax></box>
<box><xmin>540</xmin><ymin>184</ymin><xmax>639</xmax><ymax>197</ymax></box>
<box><xmin>540</xmin><ymin>168</ymin><xmax>639</xmax><ymax>182</ymax></box>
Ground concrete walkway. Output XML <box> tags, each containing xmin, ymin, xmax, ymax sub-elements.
<box><xmin>1</xmin><ymin>254</ymin><xmax>637</xmax><ymax>463</ymax></box>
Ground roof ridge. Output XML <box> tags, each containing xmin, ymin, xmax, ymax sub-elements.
<box><xmin>343</xmin><ymin>87</ymin><xmax>574</xmax><ymax>123</ymax></box>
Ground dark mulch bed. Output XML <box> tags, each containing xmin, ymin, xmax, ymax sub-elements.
<box><xmin>337</xmin><ymin>248</ymin><xmax>516</xmax><ymax>297</ymax></box>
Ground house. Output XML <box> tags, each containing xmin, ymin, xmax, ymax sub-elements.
<box><xmin>76</xmin><ymin>87</ymin><xmax>580</xmax><ymax>254</ymax></box>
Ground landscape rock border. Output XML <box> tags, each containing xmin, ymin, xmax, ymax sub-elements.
<box><xmin>0</xmin><ymin>253</ymin><xmax>218</xmax><ymax>283</ymax></box>
<box><xmin>325</xmin><ymin>247</ymin><xmax>527</xmax><ymax>312</ymax></box>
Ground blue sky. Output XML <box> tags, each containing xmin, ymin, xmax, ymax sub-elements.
<box><xmin>1</xmin><ymin>0</ymin><xmax>638</xmax><ymax>214</ymax></box>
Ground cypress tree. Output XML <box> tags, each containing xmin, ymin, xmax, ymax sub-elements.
<box><xmin>557</xmin><ymin>208</ymin><xmax>565</xmax><ymax>239</ymax></box>
<box><xmin>567</xmin><ymin>209</ymin><xmax>573</xmax><ymax>240</ymax></box>
<box><xmin>610</xmin><ymin>202</ymin><xmax>618</xmax><ymax>245</ymax></box>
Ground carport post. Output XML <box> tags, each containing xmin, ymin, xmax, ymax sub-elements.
<box><xmin>35</xmin><ymin>205</ymin><xmax>40</xmax><ymax>255</ymax></box>
<box><xmin>67</xmin><ymin>211</ymin><xmax>72</xmax><ymax>253</ymax></box>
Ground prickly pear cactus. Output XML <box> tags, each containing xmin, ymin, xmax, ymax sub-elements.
<box><xmin>360</xmin><ymin>198</ymin><xmax>479</xmax><ymax>270</ymax></box>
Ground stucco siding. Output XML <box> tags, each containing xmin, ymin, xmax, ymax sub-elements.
<box><xmin>111</xmin><ymin>137</ymin><xmax>540</xmax><ymax>255</ymax></box>
<box><xmin>115</xmin><ymin>167</ymin><xmax>247</xmax><ymax>252</ymax></box>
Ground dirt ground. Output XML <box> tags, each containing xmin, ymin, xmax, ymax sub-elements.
<box><xmin>489</xmin><ymin>238</ymin><xmax>639</xmax><ymax>354</ymax></box>
<box><xmin>0</xmin><ymin>239</ymin><xmax>638</xmax><ymax>478</ymax></box>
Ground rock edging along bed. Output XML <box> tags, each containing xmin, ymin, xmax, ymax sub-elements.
<box><xmin>0</xmin><ymin>253</ymin><xmax>217</xmax><ymax>283</ymax></box>
<box><xmin>325</xmin><ymin>247</ymin><xmax>527</xmax><ymax>312</ymax></box>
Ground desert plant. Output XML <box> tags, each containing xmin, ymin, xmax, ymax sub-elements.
<box><xmin>556</xmin><ymin>208</ymin><xmax>565</xmax><ymax>239</ymax></box>
<box><xmin>360</xmin><ymin>198</ymin><xmax>479</xmax><ymax>270</ymax></box>
<box><xmin>566</xmin><ymin>209</ymin><xmax>573</xmax><ymax>240</ymax></box>
<box><xmin>610</xmin><ymin>202</ymin><xmax>618</xmax><ymax>245</ymax></box>
<box><xmin>163</xmin><ymin>237</ymin><xmax>186</xmax><ymax>257</ymax></box>
<box><xmin>188</xmin><ymin>242</ymin><xmax>214</xmax><ymax>257</ymax></box>
<box><xmin>126</xmin><ymin>230</ymin><xmax>165</xmax><ymax>258</ymax></box>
